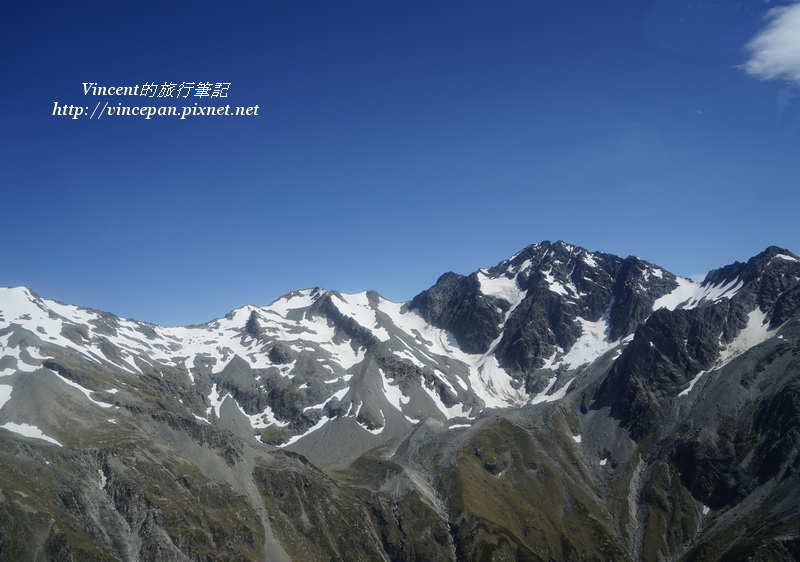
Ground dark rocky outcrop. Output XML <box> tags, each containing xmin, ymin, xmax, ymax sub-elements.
<box><xmin>409</xmin><ymin>272</ymin><xmax>506</xmax><ymax>355</ymax></box>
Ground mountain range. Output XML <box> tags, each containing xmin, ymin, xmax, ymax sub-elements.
<box><xmin>1</xmin><ymin>240</ymin><xmax>799</xmax><ymax>560</ymax></box>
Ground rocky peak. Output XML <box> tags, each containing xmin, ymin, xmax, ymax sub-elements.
<box><xmin>607</xmin><ymin>256</ymin><xmax>678</xmax><ymax>341</ymax></box>
<box><xmin>408</xmin><ymin>271</ymin><xmax>505</xmax><ymax>355</ymax></box>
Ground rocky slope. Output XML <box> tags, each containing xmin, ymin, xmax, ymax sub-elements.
<box><xmin>1</xmin><ymin>241</ymin><xmax>799</xmax><ymax>560</ymax></box>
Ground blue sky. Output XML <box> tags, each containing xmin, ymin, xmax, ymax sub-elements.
<box><xmin>2</xmin><ymin>0</ymin><xmax>799</xmax><ymax>326</ymax></box>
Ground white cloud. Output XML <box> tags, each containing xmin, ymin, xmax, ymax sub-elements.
<box><xmin>743</xmin><ymin>4</ymin><xmax>800</xmax><ymax>85</ymax></box>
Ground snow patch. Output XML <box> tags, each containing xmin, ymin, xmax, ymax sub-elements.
<box><xmin>653</xmin><ymin>278</ymin><xmax>698</xmax><ymax>311</ymax></box>
<box><xmin>530</xmin><ymin>377</ymin><xmax>576</xmax><ymax>404</ymax></box>
<box><xmin>680</xmin><ymin>309</ymin><xmax>775</xmax><ymax>396</ymax></box>
<box><xmin>265</xmin><ymin>290</ymin><xmax>318</xmax><ymax>317</ymax></box>
<box><xmin>476</xmin><ymin>270</ymin><xmax>526</xmax><ymax>309</ymax></box>
<box><xmin>421</xmin><ymin>383</ymin><xmax>469</xmax><ymax>419</ymax></box>
<box><xmin>0</xmin><ymin>384</ymin><xmax>12</xmax><ymax>409</ymax></box>
<box><xmin>0</xmin><ymin>422</ymin><xmax>61</xmax><ymax>446</ymax></box>
<box><xmin>715</xmin><ymin>308</ymin><xmax>773</xmax><ymax>368</ymax></box>
<box><xmin>46</xmin><ymin>368</ymin><xmax>113</xmax><ymax>408</ymax></box>
<box><xmin>654</xmin><ymin>277</ymin><xmax>745</xmax><ymax>311</ymax></box>
<box><xmin>358</xmin><ymin>419</ymin><xmax>384</xmax><ymax>435</ymax></box>
<box><xmin>379</xmin><ymin>368</ymin><xmax>408</xmax><ymax>413</ymax></box>
<box><xmin>249</xmin><ymin>403</ymin><xmax>290</xmax><ymax>428</ymax></box>
<box><xmin>769</xmin><ymin>253</ymin><xmax>799</xmax><ymax>264</ymax></box>
<box><xmin>543</xmin><ymin>269</ymin><xmax>570</xmax><ymax>297</ymax></box>
<box><xmin>277</xmin><ymin>417</ymin><xmax>330</xmax><ymax>447</ymax></box>
<box><xmin>207</xmin><ymin>384</ymin><xmax>226</xmax><ymax>418</ymax></box>
<box><xmin>334</xmin><ymin>292</ymin><xmax>390</xmax><ymax>342</ymax></box>
<box><xmin>679</xmin><ymin>371</ymin><xmax>706</xmax><ymax>397</ymax></box>
<box><xmin>561</xmin><ymin>316</ymin><xmax>613</xmax><ymax>368</ymax></box>
<box><xmin>467</xmin><ymin>354</ymin><xmax>526</xmax><ymax>409</ymax></box>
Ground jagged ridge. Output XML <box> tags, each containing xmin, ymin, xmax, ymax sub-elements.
<box><xmin>1</xmin><ymin>241</ymin><xmax>799</xmax><ymax>560</ymax></box>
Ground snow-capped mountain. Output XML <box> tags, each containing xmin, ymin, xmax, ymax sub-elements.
<box><xmin>1</xmin><ymin>241</ymin><xmax>799</xmax><ymax>560</ymax></box>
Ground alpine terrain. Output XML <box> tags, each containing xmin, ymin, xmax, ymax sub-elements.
<box><xmin>2</xmin><ymin>241</ymin><xmax>800</xmax><ymax>561</ymax></box>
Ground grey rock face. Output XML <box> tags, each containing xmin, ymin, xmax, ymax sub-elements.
<box><xmin>267</xmin><ymin>342</ymin><xmax>294</xmax><ymax>364</ymax></box>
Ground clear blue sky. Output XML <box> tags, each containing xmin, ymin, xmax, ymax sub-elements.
<box><xmin>2</xmin><ymin>0</ymin><xmax>799</xmax><ymax>326</ymax></box>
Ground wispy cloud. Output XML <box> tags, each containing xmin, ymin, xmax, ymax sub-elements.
<box><xmin>743</xmin><ymin>4</ymin><xmax>800</xmax><ymax>85</ymax></box>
